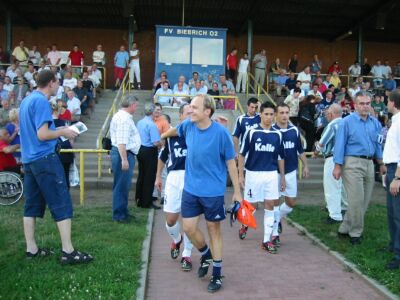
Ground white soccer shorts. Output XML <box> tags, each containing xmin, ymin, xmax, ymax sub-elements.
<box><xmin>163</xmin><ymin>170</ymin><xmax>185</xmax><ymax>213</ymax></box>
<box><xmin>244</xmin><ymin>170</ymin><xmax>279</xmax><ymax>203</ymax></box>
<box><xmin>279</xmin><ymin>170</ymin><xmax>297</xmax><ymax>198</ymax></box>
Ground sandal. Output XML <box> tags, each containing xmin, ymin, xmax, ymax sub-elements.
<box><xmin>26</xmin><ymin>248</ymin><xmax>54</xmax><ymax>259</ymax></box>
<box><xmin>60</xmin><ymin>250</ymin><xmax>94</xmax><ymax>265</ymax></box>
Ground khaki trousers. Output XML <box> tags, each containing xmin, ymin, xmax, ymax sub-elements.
<box><xmin>339</xmin><ymin>156</ymin><xmax>375</xmax><ymax>237</ymax></box>
<box><xmin>254</xmin><ymin>68</ymin><xmax>265</xmax><ymax>88</ymax></box>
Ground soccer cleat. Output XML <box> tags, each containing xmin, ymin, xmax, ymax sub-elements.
<box><xmin>181</xmin><ymin>257</ymin><xmax>192</xmax><ymax>271</ymax></box>
<box><xmin>278</xmin><ymin>221</ymin><xmax>282</xmax><ymax>234</ymax></box>
<box><xmin>198</xmin><ymin>256</ymin><xmax>213</xmax><ymax>278</ymax></box>
<box><xmin>170</xmin><ymin>237</ymin><xmax>182</xmax><ymax>259</ymax></box>
<box><xmin>261</xmin><ymin>241</ymin><xmax>277</xmax><ymax>254</ymax></box>
<box><xmin>271</xmin><ymin>236</ymin><xmax>281</xmax><ymax>247</ymax></box>
<box><xmin>208</xmin><ymin>276</ymin><xmax>223</xmax><ymax>293</ymax></box>
<box><xmin>238</xmin><ymin>225</ymin><xmax>248</xmax><ymax>240</ymax></box>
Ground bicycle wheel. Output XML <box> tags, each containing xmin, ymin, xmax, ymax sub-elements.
<box><xmin>0</xmin><ymin>172</ymin><xmax>24</xmax><ymax>206</ymax></box>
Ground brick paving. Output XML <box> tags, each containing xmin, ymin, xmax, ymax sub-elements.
<box><xmin>146</xmin><ymin>192</ymin><xmax>386</xmax><ymax>300</ymax></box>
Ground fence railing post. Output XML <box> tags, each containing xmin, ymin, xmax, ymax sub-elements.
<box><xmin>80</xmin><ymin>152</ymin><xmax>85</xmax><ymax>205</ymax></box>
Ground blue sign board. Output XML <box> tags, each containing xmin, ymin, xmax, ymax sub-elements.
<box><xmin>155</xmin><ymin>25</ymin><xmax>227</xmax><ymax>88</ymax></box>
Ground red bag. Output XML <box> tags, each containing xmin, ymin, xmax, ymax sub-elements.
<box><xmin>237</xmin><ymin>200</ymin><xmax>257</xmax><ymax>229</ymax></box>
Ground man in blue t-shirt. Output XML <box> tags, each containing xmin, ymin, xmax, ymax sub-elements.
<box><xmin>238</xmin><ymin>101</ymin><xmax>286</xmax><ymax>254</ymax></box>
<box><xmin>20</xmin><ymin>70</ymin><xmax>93</xmax><ymax>265</ymax></box>
<box><xmin>155</xmin><ymin>103</ymin><xmax>193</xmax><ymax>271</ymax></box>
<box><xmin>113</xmin><ymin>45</ymin><xmax>129</xmax><ymax>91</ymax></box>
<box><xmin>232</xmin><ymin>97</ymin><xmax>261</xmax><ymax>155</ymax></box>
<box><xmin>162</xmin><ymin>95</ymin><xmax>241</xmax><ymax>293</ymax></box>
<box><xmin>272</xmin><ymin>103</ymin><xmax>310</xmax><ymax>239</ymax></box>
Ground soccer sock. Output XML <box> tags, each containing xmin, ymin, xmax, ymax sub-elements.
<box><xmin>279</xmin><ymin>202</ymin><xmax>293</xmax><ymax>218</ymax></box>
<box><xmin>182</xmin><ymin>233</ymin><xmax>193</xmax><ymax>257</ymax></box>
<box><xmin>212</xmin><ymin>260</ymin><xmax>222</xmax><ymax>277</ymax></box>
<box><xmin>165</xmin><ymin>222</ymin><xmax>181</xmax><ymax>244</ymax></box>
<box><xmin>272</xmin><ymin>206</ymin><xmax>281</xmax><ymax>237</ymax></box>
<box><xmin>198</xmin><ymin>244</ymin><xmax>212</xmax><ymax>260</ymax></box>
<box><xmin>263</xmin><ymin>209</ymin><xmax>275</xmax><ymax>243</ymax></box>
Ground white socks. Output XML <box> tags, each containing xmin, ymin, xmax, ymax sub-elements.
<box><xmin>166</xmin><ymin>222</ymin><xmax>193</xmax><ymax>257</ymax></box>
<box><xmin>272</xmin><ymin>206</ymin><xmax>281</xmax><ymax>237</ymax></box>
<box><xmin>280</xmin><ymin>202</ymin><xmax>293</xmax><ymax>218</ymax></box>
<box><xmin>263</xmin><ymin>209</ymin><xmax>274</xmax><ymax>243</ymax></box>
<box><xmin>166</xmin><ymin>222</ymin><xmax>181</xmax><ymax>244</ymax></box>
<box><xmin>182</xmin><ymin>233</ymin><xmax>193</xmax><ymax>258</ymax></box>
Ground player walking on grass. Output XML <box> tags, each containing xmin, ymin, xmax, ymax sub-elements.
<box><xmin>155</xmin><ymin>103</ymin><xmax>194</xmax><ymax>271</ymax></box>
<box><xmin>272</xmin><ymin>103</ymin><xmax>309</xmax><ymax>245</ymax></box>
<box><xmin>238</xmin><ymin>101</ymin><xmax>286</xmax><ymax>253</ymax></box>
<box><xmin>162</xmin><ymin>94</ymin><xmax>242</xmax><ymax>293</ymax></box>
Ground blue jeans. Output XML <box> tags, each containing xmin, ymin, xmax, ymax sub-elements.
<box><xmin>23</xmin><ymin>153</ymin><xmax>73</xmax><ymax>222</ymax></box>
<box><xmin>386</xmin><ymin>163</ymin><xmax>400</xmax><ymax>259</ymax></box>
<box><xmin>111</xmin><ymin>147</ymin><xmax>135</xmax><ymax>221</ymax></box>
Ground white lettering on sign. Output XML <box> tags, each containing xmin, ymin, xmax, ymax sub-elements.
<box><xmin>163</xmin><ymin>28</ymin><xmax>220</xmax><ymax>37</ymax></box>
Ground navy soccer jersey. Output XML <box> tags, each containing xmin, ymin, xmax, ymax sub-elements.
<box><xmin>232</xmin><ymin>113</ymin><xmax>261</xmax><ymax>143</ymax></box>
<box><xmin>240</xmin><ymin>125</ymin><xmax>285</xmax><ymax>172</ymax></box>
<box><xmin>159</xmin><ymin>135</ymin><xmax>187</xmax><ymax>172</ymax></box>
<box><xmin>272</xmin><ymin>123</ymin><xmax>304</xmax><ymax>174</ymax></box>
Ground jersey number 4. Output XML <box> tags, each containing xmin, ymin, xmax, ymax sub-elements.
<box><xmin>247</xmin><ymin>189</ymin><xmax>252</xmax><ymax>198</ymax></box>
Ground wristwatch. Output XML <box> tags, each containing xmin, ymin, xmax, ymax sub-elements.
<box><xmin>394</xmin><ymin>177</ymin><xmax>400</xmax><ymax>181</ymax></box>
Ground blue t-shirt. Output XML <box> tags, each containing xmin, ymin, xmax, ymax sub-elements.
<box><xmin>159</xmin><ymin>135</ymin><xmax>187</xmax><ymax>172</ymax></box>
<box><xmin>177</xmin><ymin>119</ymin><xmax>235</xmax><ymax>197</ymax></box>
<box><xmin>137</xmin><ymin>116</ymin><xmax>160</xmax><ymax>147</ymax></box>
<box><xmin>114</xmin><ymin>51</ymin><xmax>129</xmax><ymax>68</ymax></box>
<box><xmin>272</xmin><ymin>123</ymin><xmax>304</xmax><ymax>173</ymax></box>
<box><xmin>19</xmin><ymin>90</ymin><xmax>57</xmax><ymax>163</ymax></box>
<box><xmin>5</xmin><ymin>123</ymin><xmax>21</xmax><ymax>158</ymax></box>
<box><xmin>232</xmin><ymin>113</ymin><xmax>261</xmax><ymax>143</ymax></box>
<box><xmin>240</xmin><ymin>125</ymin><xmax>284</xmax><ymax>172</ymax></box>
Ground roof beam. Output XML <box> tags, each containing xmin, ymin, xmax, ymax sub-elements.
<box><xmin>238</xmin><ymin>0</ymin><xmax>260</xmax><ymax>35</ymax></box>
<box><xmin>3</xmin><ymin>0</ymin><xmax>38</xmax><ymax>29</ymax></box>
<box><xmin>331</xmin><ymin>0</ymin><xmax>398</xmax><ymax>41</ymax></box>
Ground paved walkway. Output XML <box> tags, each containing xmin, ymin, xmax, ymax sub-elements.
<box><xmin>146</xmin><ymin>192</ymin><xmax>386</xmax><ymax>300</ymax></box>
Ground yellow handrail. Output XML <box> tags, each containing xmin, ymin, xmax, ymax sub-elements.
<box><xmin>60</xmin><ymin>149</ymin><xmax>109</xmax><ymax>205</ymax></box>
<box><xmin>96</xmin><ymin>70</ymin><xmax>130</xmax><ymax>178</ymax></box>
<box><xmin>246</xmin><ymin>72</ymin><xmax>276</xmax><ymax>106</ymax></box>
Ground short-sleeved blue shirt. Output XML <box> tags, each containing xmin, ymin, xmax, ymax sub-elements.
<box><xmin>137</xmin><ymin>116</ymin><xmax>160</xmax><ymax>147</ymax></box>
<box><xmin>114</xmin><ymin>51</ymin><xmax>129</xmax><ymax>68</ymax></box>
<box><xmin>19</xmin><ymin>90</ymin><xmax>57</xmax><ymax>163</ymax></box>
<box><xmin>177</xmin><ymin>119</ymin><xmax>235</xmax><ymax>197</ymax></box>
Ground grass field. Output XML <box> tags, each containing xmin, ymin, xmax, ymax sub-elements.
<box><xmin>0</xmin><ymin>203</ymin><xmax>148</xmax><ymax>300</ymax></box>
<box><xmin>289</xmin><ymin>204</ymin><xmax>400</xmax><ymax>296</ymax></box>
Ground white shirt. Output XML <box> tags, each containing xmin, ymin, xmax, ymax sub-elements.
<box><xmin>383</xmin><ymin>112</ymin><xmax>400</xmax><ymax>166</ymax></box>
<box><xmin>89</xmin><ymin>74</ymin><xmax>100</xmax><ymax>87</ymax></box>
<box><xmin>67</xmin><ymin>97</ymin><xmax>81</xmax><ymax>116</ymax></box>
<box><xmin>371</xmin><ymin>65</ymin><xmax>385</xmax><ymax>78</ymax></box>
<box><xmin>92</xmin><ymin>50</ymin><xmax>105</xmax><ymax>65</ymax></box>
<box><xmin>56</xmin><ymin>86</ymin><xmax>64</xmax><ymax>99</ymax></box>
<box><xmin>238</xmin><ymin>58</ymin><xmax>249</xmax><ymax>73</ymax></box>
<box><xmin>130</xmin><ymin>49</ymin><xmax>139</xmax><ymax>64</ymax></box>
<box><xmin>24</xmin><ymin>71</ymin><xmax>35</xmax><ymax>82</ymax></box>
<box><xmin>173</xmin><ymin>86</ymin><xmax>189</xmax><ymax>105</ymax></box>
<box><xmin>290</xmin><ymin>88</ymin><xmax>305</xmax><ymax>98</ymax></box>
<box><xmin>3</xmin><ymin>83</ymin><xmax>14</xmax><ymax>92</ymax></box>
<box><xmin>63</xmin><ymin>78</ymin><xmax>78</xmax><ymax>90</ymax></box>
<box><xmin>348</xmin><ymin>65</ymin><xmax>361</xmax><ymax>76</ymax></box>
<box><xmin>308</xmin><ymin>90</ymin><xmax>323</xmax><ymax>99</ymax></box>
<box><xmin>110</xmin><ymin>109</ymin><xmax>141</xmax><ymax>154</ymax></box>
<box><xmin>29</xmin><ymin>50</ymin><xmax>41</xmax><ymax>65</ymax></box>
<box><xmin>297</xmin><ymin>71</ymin><xmax>311</xmax><ymax>90</ymax></box>
<box><xmin>92</xmin><ymin>69</ymin><xmax>102</xmax><ymax>80</ymax></box>
<box><xmin>383</xmin><ymin>65</ymin><xmax>392</xmax><ymax>78</ymax></box>
<box><xmin>155</xmin><ymin>88</ymin><xmax>173</xmax><ymax>105</ymax></box>
<box><xmin>190</xmin><ymin>86</ymin><xmax>208</xmax><ymax>96</ymax></box>
<box><xmin>6</xmin><ymin>69</ymin><xmax>17</xmax><ymax>81</ymax></box>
